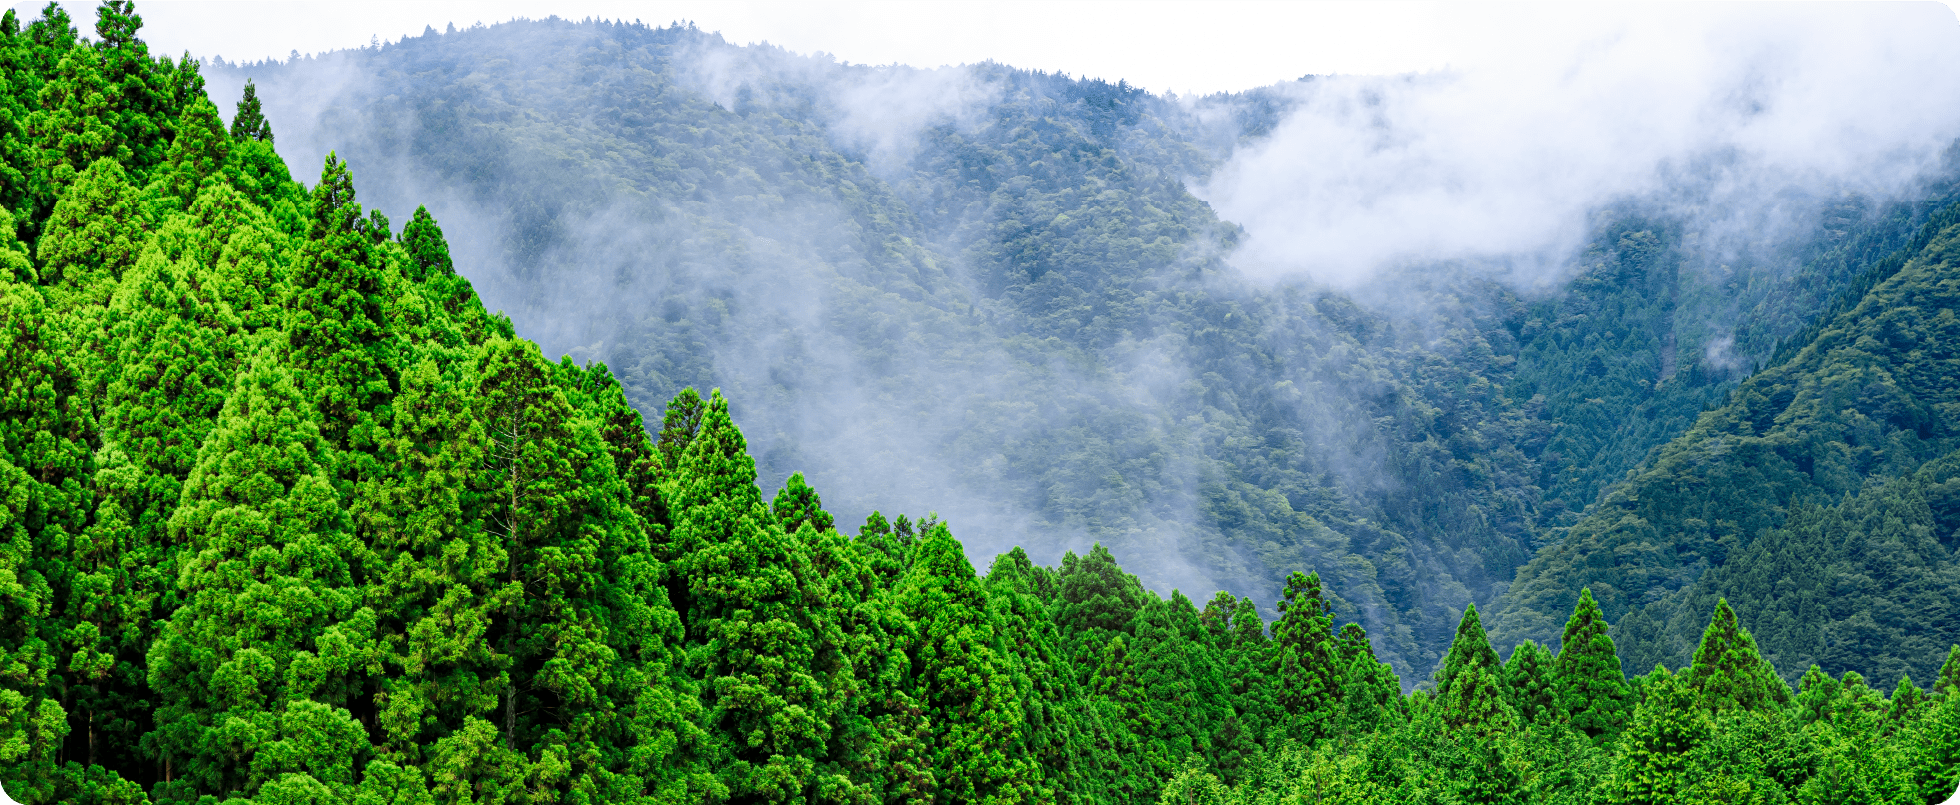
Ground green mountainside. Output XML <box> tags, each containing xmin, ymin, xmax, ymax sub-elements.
<box><xmin>202</xmin><ymin>16</ymin><xmax>1943</xmax><ymax>684</ymax></box>
<box><xmin>5</xmin><ymin>4</ymin><xmax>1960</xmax><ymax>804</ymax></box>
<box><xmin>1494</xmin><ymin>197</ymin><xmax>1960</xmax><ymax>686</ymax></box>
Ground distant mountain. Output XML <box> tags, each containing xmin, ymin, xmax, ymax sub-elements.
<box><xmin>1494</xmin><ymin>191</ymin><xmax>1960</xmax><ymax>687</ymax></box>
<box><xmin>207</xmin><ymin>16</ymin><xmax>1946</xmax><ymax>683</ymax></box>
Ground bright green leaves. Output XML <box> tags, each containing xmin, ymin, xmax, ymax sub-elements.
<box><xmin>1504</xmin><ymin>641</ymin><xmax>1556</xmax><ymax>726</ymax></box>
<box><xmin>147</xmin><ymin>343</ymin><xmax>359</xmax><ymax>800</ymax></box>
<box><xmin>902</xmin><ymin>521</ymin><xmax>1041</xmax><ymax>804</ymax></box>
<box><xmin>35</xmin><ymin>157</ymin><xmax>144</xmax><ymax>304</ymax></box>
<box><xmin>1437</xmin><ymin>603</ymin><xmax>1501</xmax><ymax>698</ymax></box>
<box><xmin>290</xmin><ymin>152</ymin><xmax>395</xmax><ymax>452</ymax></box>
<box><xmin>1554</xmin><ymin>588</ymin><xmax>1632</xmax><ymax>742</ymax></box>
<box><xmin>770</xmin><ymin>471</ymin><xmax>833</xmax><ymax>535</ymax></box>
<box><xmin>155</xmin><ymin>95</ymin><xmax>225</xmax><ymax>205</ymax></box>
<box><xmin>1607</xmin><ymin>667</ymin><xmax>1712</xmax><ymax>805</ymax></box>
<box><xmin>1684</xmin><ymin>599</ymin><xmax>1788</xmax><ymax>714</ymax></box>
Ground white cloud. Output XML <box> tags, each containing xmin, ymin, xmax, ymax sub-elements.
<box><xmin>1197</xmin><ymin>3</ymin><xmax>1960</xmax><ymax>285</ymax></box>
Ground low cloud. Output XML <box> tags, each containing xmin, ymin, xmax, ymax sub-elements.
<box><xmin>1198</xmin><ymin>4</ymin><xmax>1960</xmax><ymax>286</ymax></box>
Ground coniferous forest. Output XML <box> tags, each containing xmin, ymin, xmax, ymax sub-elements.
<box><xmin>3</xmin><ymin>2</ymin><xmax>1960</xmax><ymax>804</ymax></box>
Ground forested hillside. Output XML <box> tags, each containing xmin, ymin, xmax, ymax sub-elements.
<box><xmin>1495</xmin><ymin>191</ymin><xmax>1960</xmax><ymax>685</ymax></box>
<box><xmin>6</xmin><ymin>4</ymin><xmax>1960</xmax><ymax>805</ymax></box>
<box><xmin>198</xmin><ymin>16</ymin><xmax>1950</xmax><ymax>683</ymax></box>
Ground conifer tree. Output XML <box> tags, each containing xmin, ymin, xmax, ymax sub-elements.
<box><xmin>1337</xmin><ymin>622</ymin><xmax>1402</xmax><ymax>734</ymax></box>
<box><xmin>229</xmin><ymin>78</ymin><xmax>272</xmax><ymax>143</ymax></box>
<box><xmin>1607</xmin><ymin>666</ymin><xmax>1711</xmax><ymax>805</ymax></box>
<box><xmin>1199</xmin><ymin>591</ymin><xmax>1238</xmax><ymax>645</ymax></box>
<box><xmin>89</xmin><ymin>0</ymin><xmax>173</xmax><ymax>178</ymax></box>
<box><xmin>1439</xmin><ymin>657</ymin><xmax>1515</xmax><ymax>736</ymax></box>
<box><xmin>772</xmin><ymin>471</ymin><xmax>835</xmax><ymax>535</ymax></box>
<box><xmin>145</xmin><ymin>343</ymin><xmax>368</xmax><ymax>801</ymax></box>
<box><xmin>1684</xmin><ymin>599</ymin><xmax>1788</xmax><ymax>713</ymax></box>
<box><xmin>1889</xmin><ymin>674</ymin><xmax>1924</xmax><ymax>725</ymax></box>
<box><xmin>1913</xmin><ymin>688</ymin><xmax>1960</xmax><ymax>805</ymax></box>
<box><xmin>156</xmin><ymin>95</ymin><xmax>226</xmax><ymax>204</ymax></box>
<box><xmin>901</xmin><ymin>521</ymin><xmax>1041</xmax><ymax>804</ymax></box>
<box><xmin>1272</xmin><ymin>571</ymin><xmax>1341</xmax><ymax>743</ymax></box>
<box><xmin>665</xmin><ymin>390</ymin><xmax>844</xmax><ymax>801</ymax></box>
<box><xmin>290</xmin><ymin>153</ymin><xmax>396</xmax><ymax>455</ymax></box>
<box><xmin>1436</xmin><ymin>603</ymin><xmax>1501</xmax><ymax>697</ymax></box>
<box><xmin>35</xmin><ymin>157</ymin><xmax>145</xmax><ymax>306</ymax></box>
<box><xmin>1795</xmin><ymin>664</ymin><xmax>1843</xmax><ymax>726</ymax></box>
<box><xmin>1503</xmin><ymin>640</ymin><xmax>1557</xmax><ymax>725</ymax></box>
<box><xmin>656</xmin><ymin>386</ymin><xmax>705</xmax><ymax>475</ymax></box>
<box><xmin>1936</xmin><ymin>645</ymin><xmax>1960</xmax><ymax>698</ymax></box>
<box><xmin>1554</xmin><ymin>588</ymin><xmax>1633</xmax><ymax>742</ymax></box>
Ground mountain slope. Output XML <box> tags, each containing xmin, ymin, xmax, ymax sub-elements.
<box><xmin>1495</xmin><ymin>198</ymin><xmax>1960</xmax><ymax>684</ymax></box>
<box><xmin>204</xmin><ymin>17</ymin><xmax>1941</xmax><ymax>682</ymax></box>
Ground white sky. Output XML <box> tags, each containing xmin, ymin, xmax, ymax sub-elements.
<box><xmin>11</xmin><ymin>0</ymin><xmax>1955</xmax><ymax>97</ymax></box>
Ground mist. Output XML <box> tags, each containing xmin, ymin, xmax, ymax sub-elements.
<box><xmin>193</xmin><ymin>4</ymin><xmax>1960</xmax><ymax>681</ymax></box>
<box><xmin>1201</xmin><ymin>3</ymin><xmax>1960</xmax><ymax>288</ymax></box>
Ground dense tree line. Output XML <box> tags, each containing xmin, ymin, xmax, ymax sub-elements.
<box><xmin>205</xmin><ymin>16</ymin><xmax>1948</xmax><ymax>684</ymax></box>
<box><xmin>1494</xmin><ymin>184</ymin><xmax>1960</xmax><ymax>686</ymax></box>
<box><xmin>8</xmin><ymin>4</ymin><xmax>1960</xmax><ymax>804</ymax></box>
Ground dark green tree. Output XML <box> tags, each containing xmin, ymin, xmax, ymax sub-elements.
<box><xmin>229</xmin><ymin>78</ymin><xmax>271</xmax><ymax>143</ymax></box>
<box><xmin>1554</xmin><ymin>588</ymin><xmax>1633</xmax><ymax>741</ymax></box>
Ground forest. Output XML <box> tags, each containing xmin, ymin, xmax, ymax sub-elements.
<box><xmin>4</xmin><ymin>2</ymin><xmax>1960</xmax><ymax>804</ymax></box>
<box><xmin>210</xmin><ymin>13</ymin><xmax>1960</xmax><ymax>686</ymax></box>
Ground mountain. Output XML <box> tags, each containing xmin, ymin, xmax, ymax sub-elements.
<box><xmin>1494</xmin><ymin>191</ymin><xmax>1960</xmax><ymax>687</ymax></box>
<box><xmin>199</xmin><ymin>16</ymin><xmax>1936</xmax><ymax>683</ymax></box>
<box><xmin>5</xmin><ymin>3</ymin><xmax>1960</xmax><ymax>805</ymax></box>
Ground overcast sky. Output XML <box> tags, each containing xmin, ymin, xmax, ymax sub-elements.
<box><xmin>11</xmin><ymin>1</ymin><xmax>1953</xmax><ymax>97</ymax></box>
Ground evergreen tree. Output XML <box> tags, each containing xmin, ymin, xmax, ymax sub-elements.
<box><xmin>1913</xmin><ymin>688</ymin><xmax>1960</xmax><ymax>805</ymax></box>
<box><xmin>1503</xmin><ymin>640</ymin><xmax>1557</xmax><ymax>725</ymax></box>
<box><xmin>35</xmin><ymin>157</ymin><xmax>145</xmax><ymax>306</ymax></box>
<box><xmin>1607</xmin><ymin>666</ymin><xmax>1711</xmax><ymax>805</ymax></box>
<box><xmin>155</xmin><ymin>95</ymin><xmax>226</xmax><ymax>205</ymax></box>
<box><xmin>1436</xmin><ymin>603</ymin><xmax>1501</xmax><ymax>697</ymax></box>
<box><xmin>1684</xmin><ymin>599</ymin><xmax>1788</xmax><ymax>713</ymax></box>
<box><xmin>145</xmin><ymin>343</ymin><xmax>366</xmax><ymax>802</ymax></box>
<box><xmin>1272</xmin><ymin>571</ymin><xmax>1341</xmax><ymax>743</ymax></box>
<box><xmin>289</xmin><ymin>152</ymin><xmax>395</xmax><ymax>453</ymax></box>
<box><xmin>1936</xmin><ymin>645</ymin><xmax>1960</xmax><ymax>698</ymax></box>
<box><xmin>900</xmin><ymin>521</ymin><xmax>1041</xmax><ymax>804</ymax></box>
<box><xmin>1889</xmin><ymin>674</ymin><xmax>1924</xmax><ymax>726</ymax></box>
<box><xmin>771</xmin><ymin>471</ymin><xmax>834</xmax><ymax>535</ymax></box>
<box><xmin>1554</xmin><ymin>588</ymin><xmax>1633</xmax><ymax>742</ymax></box>
<box><xmin>229</xmin><ymin>78</ymin><xmax>271</xmax><ymax>143</ymax></box>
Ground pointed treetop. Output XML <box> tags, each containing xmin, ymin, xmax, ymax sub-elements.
<box><xmin>310</xmin><ymin>152</ymin><xmax>363</xmax><ymax>240</ymax></box>
<box><xmin>771</xmin><ymin>472</ymin><xmax>834</xmax><ymax>535</ymax></box>
<box><xmin>1937</xmin><ymin>645</ymin><xmax>1960</xmax><ymax>698</ymax></box>
<box><xmin>1685</xmin><ymin>598</ymin><xmax>1789</xmax><ymax>713</ymax></box>
<box><xmin>658</xmin><ymin>387</ymin><xmax>706</xmax><ymax>471</ymax></box>
<box><xmin>1505</xmin><ymin>640</ymin><xmax>1557</xmax><ymax>724</ymax></box>
<box><xmin>399</xmin><ymin>206</ymin><xmax>453</xmax><ymax>282</ymax></box>
<box><xmin>162</xmin><ymin>97</ymin><xmax>229</xmax><ymax>202</ymax></box>
<box><xmin>1199</xmin><ymin>591</ymin><xmax>1239</xmax><ymax>642</ymax></box>
<box><xmin>231</xmin><ymin>79</ymin><xmax>274</xmax><ymax>143</ymax></box>
<box><xmin>1890</xmin><ymin>674</ymin><xmax>1924</xmax><ymax>723</ymax></box>
<box><xmin>1554</xmin><ymin>588</ymin><xmax>1633</xmax><ymax>742</ymax></box>
<box><xmin>93</xmin><ymin>0</ymin><xmax>142</xmax><ymax>51</ymax></box>
<box><xmin>670</xmin><ymin>390</ymin><xmax>759</xmax><ymax>513</ymax></box>
<box><xmin>1437</xmin><ymin>603</ymin><xmax>1501</xmax><ymax>696</ymax></box>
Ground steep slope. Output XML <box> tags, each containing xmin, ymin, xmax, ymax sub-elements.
<box><xmin>201</xmin><ymin>18</ymin><xmax>1941</xmax><ymax>682</ymax></box>
<box><xmin>1495</xmin><ymin>198</ymin><xmax>1960</xmax><ymax>685</ymax></box>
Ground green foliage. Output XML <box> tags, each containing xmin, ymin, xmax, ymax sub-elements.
<box><xmin>228</xmin><ymin>78</ymin><xmax>270</xmax><ymax>143</ymax></box>
<box><xmin>1684</xmin><ymin>599</ymin><xmax>1790</xmax><ymax>713</ymax></box>
<box><xmin>4</xmin><ymin>5</ymin><xmax>1960</xmax><ymax>805</ymax></box>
